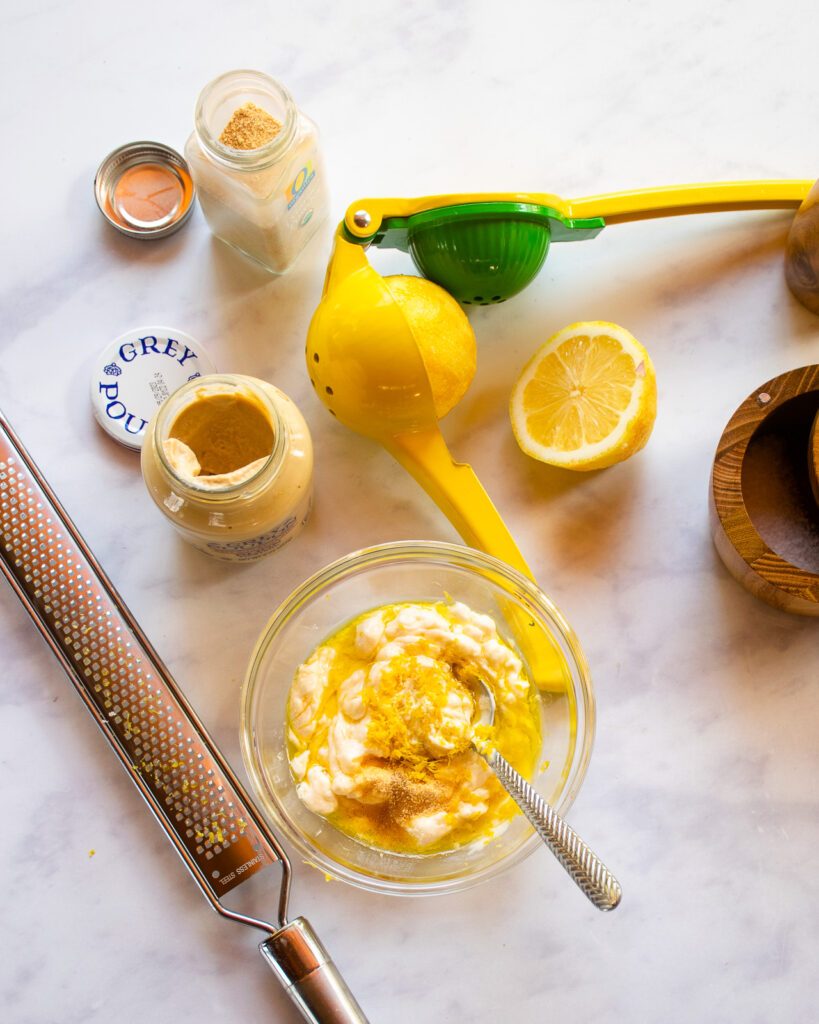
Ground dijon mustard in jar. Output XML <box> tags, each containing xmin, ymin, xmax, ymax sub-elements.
<box><xmin>141</xmin><ymin>374</ymin><xmax>313</xmax><ymax>562</ymax></box>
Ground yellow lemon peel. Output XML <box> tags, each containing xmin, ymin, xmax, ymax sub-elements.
<box><xmin>384</xmin><ymin>275</ymin><xmax>477</xmax><ymax>418</ymax></box>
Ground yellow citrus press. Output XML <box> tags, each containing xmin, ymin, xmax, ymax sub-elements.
<box><xmin>306</xmin><ymin>179</ymin><xmax>812</xmax><ymax>682</ymax></box>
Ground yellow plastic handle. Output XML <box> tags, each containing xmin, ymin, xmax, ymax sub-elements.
<box><xmin>387</xmin><ymin>427</ymin><xmax>532</xmax><ymax>579</ymax></box>
<box><xmin>387</xmin><ymin>427</ymin><xmax>566</xmax><ymax>690</ymax></box>
<box><xmin>565</xmin><ymin>179</ymin><xmax>813</xmax><ymax>224</ymax></box>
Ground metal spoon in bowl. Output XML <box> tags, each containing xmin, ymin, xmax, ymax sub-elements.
<box><xmin>470</xmin><ymin>677</ymin><xmax>622</xmax><ymax>912</ymax></box>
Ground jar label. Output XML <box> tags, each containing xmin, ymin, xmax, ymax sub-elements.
<box><xmin>286</xmin><ymin>162</ymin><xmax>316</xmax><ymax>210</ymax></box>
<box><xmin>202</xmin><ymin>491</ymin><xmax>312</xmax><ymax>562</ymax></box>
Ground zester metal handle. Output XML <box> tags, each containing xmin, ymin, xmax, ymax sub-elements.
<box><xmin>260</xmin><ymin>918</ymin><xmax>370</xmax><ymax>1024</ymax></box>
<box><xmin>487</xmin><ymin>749</ymin><xmax>622</xmax><ymax>912</ymax></box>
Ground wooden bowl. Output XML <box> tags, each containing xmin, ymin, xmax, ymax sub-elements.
<box><xmin>710</xmin><ymin>365</ymin><xmax>819</xmax><ymax>615</ymax></box>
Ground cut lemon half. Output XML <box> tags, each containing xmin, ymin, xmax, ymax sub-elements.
<box><xmin>510</xmin><ymin>321</ymin><xmax>657</xmax><ymax>471</ymax></box>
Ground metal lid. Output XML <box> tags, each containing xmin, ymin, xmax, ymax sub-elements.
<box><xmin>91</xmin><ymin>327</ymin><xmax>216</xmax><ymax>450</ymax></box>
<box><xmin>94</xmin><ymin>142</ymin><xmax>196</xmax><ymax>239</ymax></box>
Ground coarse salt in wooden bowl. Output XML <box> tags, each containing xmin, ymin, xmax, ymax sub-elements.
<box><xmin>809</xmin><ymin>409</ymin><xmax>819</xmax><ymax>507</ymax></box>
<box><xmin>710</xmin><ymin>365</ymin><xmax>819</xmax><ymax>616</ymax></box>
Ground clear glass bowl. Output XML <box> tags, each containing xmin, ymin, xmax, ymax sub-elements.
<box><xmin>240</xmin><ymin>541</ymin><xmax>595</xmax><ymax>896</ymax></box>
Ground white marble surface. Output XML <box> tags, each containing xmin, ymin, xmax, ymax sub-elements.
<box><xmin>2</xmin><ymin>1</ymin><xmax>818</xmax><ymax>1021</ymax></box>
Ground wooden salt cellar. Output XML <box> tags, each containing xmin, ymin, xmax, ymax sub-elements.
<box><xmin>710</xmin><ymin>365</ymin><xmax>819</xmax><ymax>615</ymax></box>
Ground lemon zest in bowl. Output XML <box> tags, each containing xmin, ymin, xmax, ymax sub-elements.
<box><xmin>362</xmin><ymin>655</ymin><xmax>475</xmax><ymax>775</ymax></box>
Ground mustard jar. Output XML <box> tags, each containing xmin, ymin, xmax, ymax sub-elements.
<box><xmin>141</xmin><ymin>374</ymin><xmax>313</xmax><ymax>562</ymax></box>
<box><xmin>185</xmin><ymin>69</ymin><xmax>329</xmax><ymax>274</ymax></box>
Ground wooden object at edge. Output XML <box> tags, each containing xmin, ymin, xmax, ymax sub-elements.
<box><xmin>710</xmin><ymin>364</ymin><xmax>819</xmax><ymax>616</ymax></box>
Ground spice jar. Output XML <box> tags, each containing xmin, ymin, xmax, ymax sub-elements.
<box><xmin>185</xmin><ymin>70</ymin><xmax>329</xmax><ymax>274</ymax></box>
<box><xmin>141</xmin><ymin>374</ymin><xmax>313</xmax><ymax>562</ymax></box>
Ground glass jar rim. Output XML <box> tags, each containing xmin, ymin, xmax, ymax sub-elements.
<box><xmin>194</xmin><ymin>69</ymin><xmax>298</xmax><ymax>170</ymax></box>
<box><xmin>240</xmin><ymin>540</ymin><xmax>596</xmax><ymax>896</ymax></box>
<box><xmin>155</xmin><ymin>374</ymin><xmax>286</xmax><ymax>498</ymax></box>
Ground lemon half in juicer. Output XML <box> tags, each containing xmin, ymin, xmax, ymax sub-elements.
<box><xmin>342</xmin><ymin>180</ymin><xmax>812</xmax><ymax>304</ymax></box>
<box><xmin>306</xmin><ymin>232</ymin><xmax>529</xmax><ymax>569</ymax></box>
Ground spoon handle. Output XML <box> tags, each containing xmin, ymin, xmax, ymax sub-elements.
<box><xmin>486</xmin><ymin>749</ymin><xmax>622</xmax><ymax>911</ymax></box>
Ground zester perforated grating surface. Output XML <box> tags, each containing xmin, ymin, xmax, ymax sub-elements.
<box><xmin>0</xmin><ymin>440</ymin><xmax>275</xmax><ymax>896</ymax></box>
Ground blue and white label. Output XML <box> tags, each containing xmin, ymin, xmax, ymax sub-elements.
<box><xmin>90</xmin><ymin>326</ymin><xmax>216</xmax><ymax>451</ymax></box>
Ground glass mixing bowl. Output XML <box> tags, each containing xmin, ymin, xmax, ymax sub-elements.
<box><xmin>240</xmin><ymin>541</ymin><xmax>595</xmax><ymax>896</ymax></box>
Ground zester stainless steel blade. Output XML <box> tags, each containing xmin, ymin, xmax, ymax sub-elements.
<box><xmin>0</xmin><ymin>411</ymin><xmax>285</xmax><ymax>908</ymax></box>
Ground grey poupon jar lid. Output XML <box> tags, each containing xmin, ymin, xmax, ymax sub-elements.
<box><xmin>90</xmin><ymin>327</ymin><xmax>217</xmax><ymax>450</ymax></box>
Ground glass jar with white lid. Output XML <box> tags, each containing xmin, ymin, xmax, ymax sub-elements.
<box><xmin>185</xmin><ymin>70</ymin><xmax>329</xmax><ymax>274</ymax></box>
<box><xmin>141</xmin><ymin>374</ymin><xmax>313</xmax><ymax>562</ymax></box>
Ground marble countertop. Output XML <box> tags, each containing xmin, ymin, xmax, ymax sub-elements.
<box><xmin>2</xmin><ymin>2</ymin><xmax>818</xmax><ymax>1021</ymax></box>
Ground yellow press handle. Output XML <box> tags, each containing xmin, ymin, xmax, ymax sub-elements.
<box><xmin>387</xmin><ymin>427</ymin><xmax>531</xmax><ymax>577</ymax></box>
<box><xmin>386</xmin><ymin>426</ymin><xmax>566</xmax><ymax>690</ymax></box>
<box><xmin>565</xmin><ymin>179</ymin><xmax>813</xmax><ymax>224</ymax></box>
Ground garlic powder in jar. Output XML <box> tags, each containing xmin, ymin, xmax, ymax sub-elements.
<box><xmin>185</xmin><ymin>70</ymin><xmax>329</xmax><ymax>274</ymax></box>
